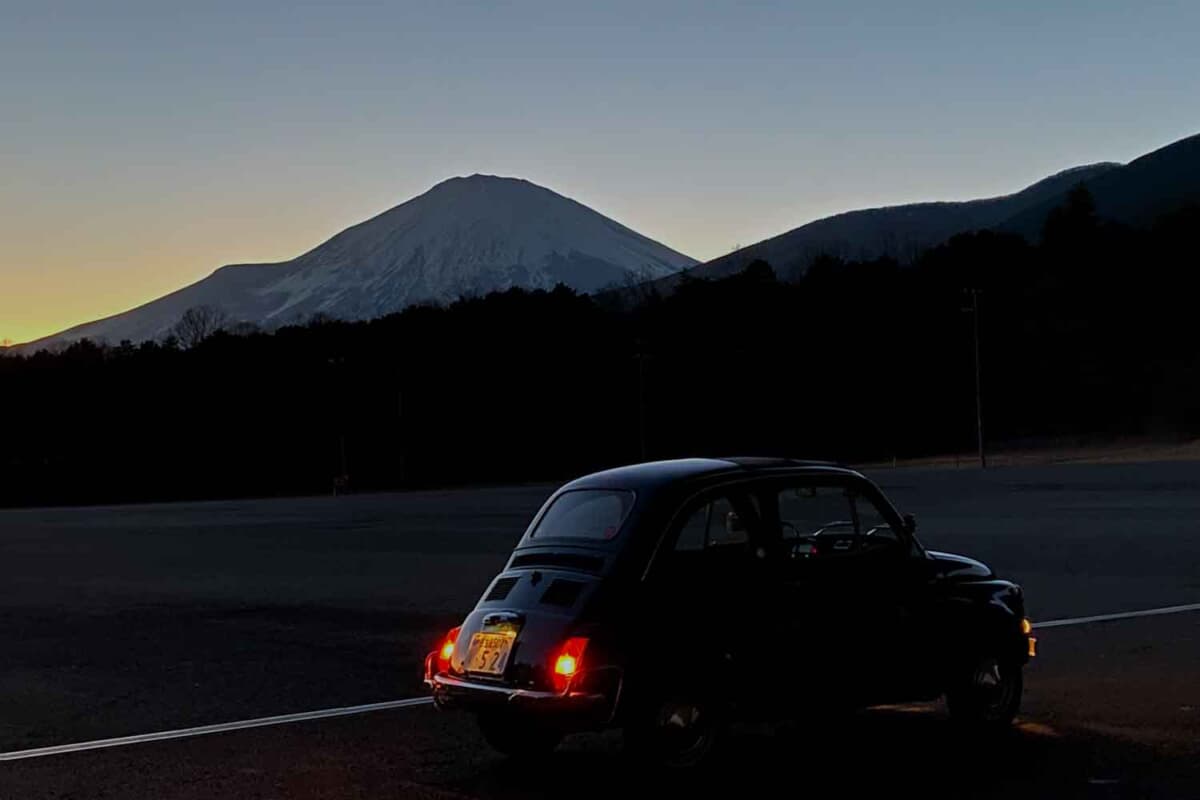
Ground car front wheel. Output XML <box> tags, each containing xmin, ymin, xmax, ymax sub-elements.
<box><xmin>477</xmin><ymin>712</ymin><xmax>562</xmax><ymax>758</ymax></box>
<box><xmin>946</xmin><ymin>654</ymin><xmax>1023</xmax><ymax>729</ymax></box>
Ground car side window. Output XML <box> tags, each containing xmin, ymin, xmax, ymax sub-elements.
<box><xmin>777</xmin><ymin>485</ymin><xmax>853</xmax><ymax>540</ymax></box>
<box><xmin>674</xmin><ymin>502</ymin><xmax>709</xmax><ymax>552</ymax></box>
<box><xmin>853</xmin><ymin>492</ymin><xmax>901</xmax><ymax>549</ymax></box>
<box><xmin>773</xmin><ymin>482</ymin><xmax>902</xmax><ymax>561</ymax></box>
<box><xmin>674</xmin><ymin>494</ymin><xmax>748</xmax><ymax>552</ymax></box>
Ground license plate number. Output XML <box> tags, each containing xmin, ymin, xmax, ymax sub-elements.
<box><xmin>465</xmin><ymin>632</ymin><xmax>514</xmax><ymax>675</ymax></box>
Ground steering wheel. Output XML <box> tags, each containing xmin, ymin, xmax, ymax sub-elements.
<box><xmin>811</xmin><ymin>520</ymin><xmax>854</xmax><ymax>537</ymax></box>
<box><xmin>811</xmin><ymin>520</ymin><xmax>857</xmax><ymax>554</ymax></box>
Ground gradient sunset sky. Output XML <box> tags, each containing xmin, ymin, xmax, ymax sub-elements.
<box><xmin>3</xmin><ymin>1</ymin><xmax>1198</xmax><ymax>344</ymax></box>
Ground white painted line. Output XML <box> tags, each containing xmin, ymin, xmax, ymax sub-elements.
<box><xmin>1034</xmin><ymin>602</ymin><xmax>1200</xmax><ymax>629</ymax></box>
<box><xmin>0</xmin><ymin>697</ymin><xmax>434</xmax><ymax>762</ymax></box>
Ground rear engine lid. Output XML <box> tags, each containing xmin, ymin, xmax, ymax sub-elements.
<box><xmin>451</xmin><ymin>568</ymin><xmax>599</xmax><ymax>689</ymax></box>
<box><xmin>475</xmin><ymin>568</ymin><xmax>596</xmax><ymax>613</ymax></box>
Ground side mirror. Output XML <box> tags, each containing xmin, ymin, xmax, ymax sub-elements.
<box><xmin>902</xmin><ymin>513</ymin><xmax>917</xmax><ymax>535</ymax></box>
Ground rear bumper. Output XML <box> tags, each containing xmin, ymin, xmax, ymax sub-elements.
<box><xmin>424</xmin><ymin>654</ymin><xmax>617</xmax><ymax>723</ymax></box>
<box><xmin>428</xmin><ymin>673</ymin><xmax>607</xmax><ymax>711</ymax></box>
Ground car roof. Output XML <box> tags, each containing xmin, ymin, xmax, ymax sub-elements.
<box><xmin>560</xmin><ymin>457</ymin><xmax>861</xmax><ymax>493</ymax></box>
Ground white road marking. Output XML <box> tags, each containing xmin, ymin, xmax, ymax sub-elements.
<box><xmin>0</xmin><ymin>697</ymin><xmax>434</xmax><ymax>762</ymax></box>
<box><xmin>5</xmin><ymin>601</ymin><xmax>1200</xmax><ymax>763</ymax></box>
<box><xmin>1034</xmin><ymin>602</ymin><xmax>1200</xmax><ymax>629</ymax></box>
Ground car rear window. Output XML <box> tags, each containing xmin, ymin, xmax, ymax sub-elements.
<box><xmin>529</xmin><ymin>490</ymin><xmax>635</xmax><ymax>541</ymax></box>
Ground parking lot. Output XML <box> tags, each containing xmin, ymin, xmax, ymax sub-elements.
<box><xmin>3</xmin><ymin>461</ymin><xmax>1199</xmax><ymax>797</ymax></box>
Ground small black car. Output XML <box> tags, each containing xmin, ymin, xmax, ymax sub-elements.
<box><xmin>425</xmin><ymin>458</ymin><xmax>1035</xmax><ymax>765</ymax></box>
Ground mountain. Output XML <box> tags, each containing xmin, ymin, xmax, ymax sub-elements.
<box><xmin>22</xmin><ymin>175</ymin><xmax>696</xmax><ymax>350</ymax></box>
<box><xmin>1000</xmin><ymin>132</ymin><xmax>1200</xmax><ymax>237</ymax></box>
<box><xmin>646</xmin><ymin>132</ymin><xmax>1200</xmax><ymax>294</ymax></box>
<box><xmin>673</xmin><ymin>163</ymin><xmax>1121</xmax><ymax>285</ymax></box>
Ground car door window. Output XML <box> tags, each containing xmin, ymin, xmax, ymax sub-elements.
<box><xmin>853</xmin><ymin>492</ymin><xmax>901</xmax><ymax>551</ymax></box>
<box><xmin>772</xmin><ymin>482</ymin><xmax>901</xmax><ymax>563</ymax></box>
<box><xmin>778</xmin><ymin>485</ymin><xmax>853</xmax><ymax>541</ymax></box>
<box><xmin>674</xmin><ymin>494</ymin><xmax>749</xmax><ymax>553</ymax></box>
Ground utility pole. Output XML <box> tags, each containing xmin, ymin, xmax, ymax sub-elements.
<box><xmin>966</xmin><ymin>288</ymin><xmax>986</xmax><ymax>469</ymax></box>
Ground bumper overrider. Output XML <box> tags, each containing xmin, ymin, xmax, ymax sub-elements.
<box><xmin>423</xmin><ymin>652</ymin><xmax>619</xmax><ymax>722</ymax></box>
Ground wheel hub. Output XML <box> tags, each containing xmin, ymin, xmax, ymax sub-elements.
<box><xmin>661</xmin><ymin>703</ymin><xmax>702</xmax><ymax>730</ymax></box>
<box><xmin>974</xmin><ymin>660</ymin><xmax>1002</xmax><ymax>690</ymax></box>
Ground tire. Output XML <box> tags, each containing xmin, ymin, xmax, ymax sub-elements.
<box><xmin>477</xmin><ymin>713</ymin><xmax>562</xmax><ymax>759</ymax></box>
<box><xmin>623</xmin><ymin>693</ymin><xmax>724</xmax><ymax>769</ymax></box>
<box><xmin>946</xmin><ymin>653</ymin><xmax>1023</xmax><ymax>729</ymax></box>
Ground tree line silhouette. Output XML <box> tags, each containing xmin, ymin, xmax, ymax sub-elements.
<box><xmin>3</xmin><ymin>187</ymin><xmax>1198</xmax><ymax>506</ymax></box>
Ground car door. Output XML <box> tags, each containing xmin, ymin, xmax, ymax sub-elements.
<box><xmin>642</xmin><ymin>485</ymin><xmax>774</xmax><ymax>710</ymax></box>
<box><xmin>761</xmin><ymin>476</ymin><xmax>922</xmax><ymax>709</ymax></box>
<box><xmin>842</xmin><ymin>485</ymin><xmax>937</xmax><ymax>701</ymax></box>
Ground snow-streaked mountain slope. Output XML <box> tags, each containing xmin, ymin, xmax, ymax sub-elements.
<box><xmin>23</xmin><ymin>175</ymin><xmax>696</xmax><ymax>349</ymax></box>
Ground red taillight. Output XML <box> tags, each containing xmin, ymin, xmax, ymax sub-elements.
<box><xmin>551</xmin><ymin>636</ymin><xmax>589</xmax><ymax>693</ymax></box>
<box><xmin>436</xmin><ymin>626</ymin><xmax>461</xmax><ymax>674</ymax></box>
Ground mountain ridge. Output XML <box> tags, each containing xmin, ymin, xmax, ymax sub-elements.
<box><xmin>661</xmin><ymin>132</ymin><xmax>1200</xmax><ymax>293</ymax></box>
<box><xmin>1000</xmin><ymin>132</ymin><xmax>1200</xmax><ymax>236</ymax></box>
<box><xmin>678</xmin><ymin>162</ymin><xmax>1122</xmax><ymax>284</ymax></box>
<box><xmin>15</xmin><ymin>132</ymin><xmax>1200</xmax><ymax>352</ymax></box>
<box><xmin>18</xmin><ymin>175</ymin><xmax>697</xmax><ymax>350</ymax></box>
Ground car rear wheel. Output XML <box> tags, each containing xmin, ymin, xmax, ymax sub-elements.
<box><xmin>946</xmin><ymin>654</ymin><xmax>1022</xmax><ymax>729</ymax></box>
<box><xmin>624</xmin><ymin>694</ymin><xmax>724</xmax><ymax>768</ymax></box>
<box><xmin>477</xmin><ymin>713</ymin><xmax>562</xmax><ymax>759</ymax></box>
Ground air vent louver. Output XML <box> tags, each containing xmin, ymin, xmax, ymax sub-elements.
<box><xmin>484</xmin><ymin>576</ymin><xmax>519</xmax><ymax>602</ymax></box>
<box><xmin>540</xmin><ymin>579</ymin><xmax>584</xmax><ymax>607</ymax></box>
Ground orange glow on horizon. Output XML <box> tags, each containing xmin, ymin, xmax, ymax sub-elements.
<box><xmin>0</xmin><ymin>190</ymin><xmax>396</xmax><ymax>346</ymax></box>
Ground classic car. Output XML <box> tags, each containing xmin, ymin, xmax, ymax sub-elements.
<box><xmin>424</xmin><ymin>458</ymin><xmax>1034</xmax><ymax>765</ymax></box>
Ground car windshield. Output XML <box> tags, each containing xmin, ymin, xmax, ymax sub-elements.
<box><xmin>528</xmin><ymin>489</ymin><xmax>635</xmax><ymax>541</ymax></box>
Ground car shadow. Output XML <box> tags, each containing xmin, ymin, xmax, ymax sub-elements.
<box><xmin>457</xmin><ymin>704</ymin><xmax>1189</xmax><ymax>800</ymax></box>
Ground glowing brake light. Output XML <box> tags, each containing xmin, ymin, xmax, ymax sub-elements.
<box><xmin>551</xmin><ymin>637</ymin><xmax>589</xmax><ymax>693</ymax></box>
<box><xmin>436</xmin><ymin>626</ymin><xmax>462</xmax><ymax>674</ymax></box>
<box><xmin>554</xmin><ymin>653</ymin><xmax>578</xmax><ymax>677</ymax></box>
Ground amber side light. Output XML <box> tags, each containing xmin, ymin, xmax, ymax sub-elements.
<box><xmin>1021</xmin><ymin>618</ymin><xmax>1033</xmax><ymax>635</ymax></box>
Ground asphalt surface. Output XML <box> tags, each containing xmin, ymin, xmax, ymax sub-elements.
<box><xmin>3</xmin><ymin>461</ymin><xmax>1200</xmax><ymax>798</ymax></box>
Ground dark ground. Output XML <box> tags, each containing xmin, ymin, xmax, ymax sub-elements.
<box><xmin>3</xmin><ymin>461</ymin><xmax>1200</xmax><ymax>798</ymax></box>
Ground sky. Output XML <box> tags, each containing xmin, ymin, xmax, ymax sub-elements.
<box><xmin>2</xmin><ymin>1</ymin><xmax>1199</xmax><ymax>344</ymax></box>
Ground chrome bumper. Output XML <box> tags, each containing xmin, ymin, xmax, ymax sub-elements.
<box><xmin>426</xmin><ymin>672</ymin><xmax>608</xmax><ymax>713</ymax></box>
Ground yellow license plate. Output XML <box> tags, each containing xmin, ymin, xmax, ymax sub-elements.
<box><xmin>465</xmin><ymin>632</ymin><xmax>514</xmax><ymax>675</ymax></box>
